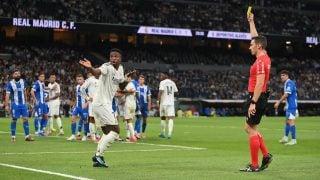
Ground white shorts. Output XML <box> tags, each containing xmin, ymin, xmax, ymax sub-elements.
<box><xmin>124</xmin><ymin>105</ymin><xmax>136</xmax><ymax>120</ymax></box>
<box><xmin>160</xmin><ymin>105</ymin><xmax>175</xmax><ymax>117</ymax></box>
<box><xmin>49</xmin><ymin>102</ymin><xmax>60</xmax><ymax>116</ymax></box>
<box><xmin>92</xmin><ymin>104</ymin><xmax>118</xmax><ymax>126</ymax></box>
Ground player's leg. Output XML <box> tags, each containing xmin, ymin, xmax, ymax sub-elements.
<box><xmin>167</xmin><ymin>105</ymin><xmax>175</xmax><ymax>139</ymax></box>
<box><xmin>134</xmin><ymin>105</ymin><xmax>142</xmax><ymax>138</ymax></box>
<box><xmin>124</xmin><ymin>106</ymin><xmax>136</xmax><ymax>142</ymax></box>
<box><xmin>141</xmin><ymin>106</ymin><xmax>148</xmax><ymax>138</ymax></box>
<box><xmin>67</xmin><ymin>107</ymin><xmax>78</xmax><ymax>140</ymax></box>
<box><xmin>285</xmin><ymin>110</ymin><xmax>297</xmax><ymax>145</ymax></box>
<box><xmin>279</xmin><ymin>118</ymin><xmax>290</xmax><ymax>143</ymax></box>
<box><xmin>21</xmin><ymin>105</ymin><xmax>34</xmax><ymax>141</ymax></box>
<box><xmin>55</xmin><ymin>114</ymin><xmax>64</xmax><ymax>135</ymax></box>
<box><xmin>48</xmin><ymin>105</ymin><xmax>56</xmax><ymax>133</ymax></box>
<box><xmin>159</xmin><ymin>105</ymin><xmax>166</xmax><ymax>138</ymax></box>
<box><xmin>33</xmin><ymin>106</ymin><xmax>40</xmax><ymax>135</ymax></box>
<box><xmin>92</xmin><ymin>105</ymin><xmax>120</xmax><ymax>167</ymax></box>
<box><xmin>89</xmin><ymin>117</ymin><xmax>97</xmax><ymax>141</ymax></box>
<box><xmin>81</xmin><ymin>112</ymin><xmax>90</xmax><ymax>141</ymax></box>
<box><xmin>39</xmin><ymin>104</ymin><xmax>48</xmax><ymax>135</ymax></box>
<box><xmin>10</xmin><ymin>105</ymin><xmax>18</xmax><ymax>142</ymax></box>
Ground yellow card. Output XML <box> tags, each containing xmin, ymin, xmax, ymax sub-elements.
<box><xmin>247</xmin><ymin>6</ymin><xmax>252</xmax><ymax>15</ymax></box>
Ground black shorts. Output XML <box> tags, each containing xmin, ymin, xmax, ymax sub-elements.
<box><xmin>244</xmin><ymin>93</ymin><xmax>268</xmax><ymax>125</ymax></box>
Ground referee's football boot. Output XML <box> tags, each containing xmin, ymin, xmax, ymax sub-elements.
<box><xmin>240</xmin><ymin>164</ymin><xmax>260</xmax><ymax>172</ymax></box>
<box><xmin>260</xmin><ymin>153</ymin><xmax>273</xmax><ymax>171</ymax></box>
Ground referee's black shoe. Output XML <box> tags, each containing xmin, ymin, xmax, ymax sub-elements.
<box><xmin>240</xmin><ymin>164</ymin><xmax>260</xmax><ymax>172</ymax></box>
<box><xmin>260</xmin><ymin>153</ymin><xmax>273</xmax><ymax>171</ymax></box>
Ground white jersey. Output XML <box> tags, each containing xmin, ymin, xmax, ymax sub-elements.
<box><xmin>159</xmin><ymin>79</ymin><xmax>178</xmax><ymax>106</ymax></box>
<box><xmin>48</xmin><ymin>82</ymin><xmax>60</xmax><ymax>104</ymax></box>
<box><xmin>92</xmin><ymin>62</ymin><xmax>124</xmax><ymax>106</ymax></box>
<box><xmin>81</xmin><ymin>76</ymin><xmax>99</xmax><ymax>101</ymax></box>
<box><xmin>125</xmin><ymin>82</ymin><xmax>136</xmax><ymax>107</ymax></box>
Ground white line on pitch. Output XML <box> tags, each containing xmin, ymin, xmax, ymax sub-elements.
<box><xmin>131</xmin><ymin>142</ymin><xmax>206</xmax><ymax>150</ymax></box>
<box><xmin>0</xmin><ymin>163</ymin><xmax>93</xmax><ymax>180</ymax></box>
<box><xmin>0</xmin><ymin>148</ymin><xmax>202</xmax><ymax>156</ymax></box>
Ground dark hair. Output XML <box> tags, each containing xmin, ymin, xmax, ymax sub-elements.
<box><xmin>280</xmin><ymin>70</ymin><xmax>290</xmax><ymax>76</ymax></box>
<box><xmin>110</xmin><ymin>48</ymin><xmax>122</xmax><ymax>56</ymax></box>
<box><xmin>38</xmin><ymin>72</ymin><xmax>45</xmax><ymax>76</ymax></box>
<box><xmin>76</xmin><ymin>73</ymin><xmax>84</xmax><ymax>78</ymax></box>
<box><xmin>12</xmin><ymin>69</ymin><xmax>20</xmax><ymax>74</ymax></box>
<box><xmin>252</xmin><ymin>35</ymin><xmax>267</xmax><ymax>49</ymax></box>
<box><xmin>50</xmin><ymin>72</ymin><xmax>56</xmax><ymax>76</ymax></box>
<box><xmin>139</xmin><ymin>75</ymin><xmax>145</xmax><ymax>79</ymax></box>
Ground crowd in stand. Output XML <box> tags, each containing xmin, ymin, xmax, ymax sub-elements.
<box><xmin>1</xmin><ymin>44</ymin><xmax>320</xmax><ymax>107</ymax></box>
<box><xmin>0</xmin><ymin>0</ymin><xmax>319</xmax><ymax>36</ymax></box>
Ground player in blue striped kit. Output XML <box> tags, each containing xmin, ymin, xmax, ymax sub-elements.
<box><xmin>31</xmin><ymin>72</ymin><xmax>49</xmax><ymax>136</ymax></box>
<box><xmin>137</xmin><ymin>75</ymin><xmax>151</xmax><ymax>138</ymax></box>
<box><xmin>67</xmin><ymin>74</ymin><xmax>90</xmax><ymax>141</ymax></box>
<box><xmin>274</xmin><ymin>70</ymin><xmax>298</xmax><ymax>145</ymax></box>
<box><xmin>5</xmin><ymin>69</ymin><xmax>34</xmax><ymax>142</ymax></box>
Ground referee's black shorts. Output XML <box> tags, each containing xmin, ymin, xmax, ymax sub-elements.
<box><xmin>243</xmin><ymin>93</ymin><xmax>268</xmax><ymax>125</ymax></box>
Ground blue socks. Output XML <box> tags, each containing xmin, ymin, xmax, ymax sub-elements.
<box><xmin>142</xmin><ymin>122</ymin><xmax>147</xmax><ymax>133</ymax></box>
<box><xmin>23</xmin><ymin>121</ymin><xmax>30</xmax><ymax>136</ymax></box>
<box><xmin>285</xmin><ymin>123</ymin><xmax>290</xmax><ymax>136</ymax></box>
<box><xmin>34</xmin><ymin>117</ymin><xmax>40</xmax><ymax>132</ymax></box>
<box><xmin>134</xmin><ymin>118</ymin><xmax>141</xmax><ymax>133</ymax></box>
<box><xmin>40</xmin><ymin>118</ymin><xmax>48</xmax><ymax>132</ymax></box>
<box><xmin>77</xmin><ymin>118</ymin><xmax>83</xmax><ymax>133</ymax></box>
<box><xmin>290</xmin><ymin>125</ymin><xmax>296</xmax><ymax>139</ymax></box>
<box><xmin>11</xmin><ymin>121</ymin><xmax>17</xmax><ymax>136</ymax></box>
<box><xmin>84</xmin><ymin>122</ymin><xmax>89</xmax><ymax>136</ymax></box>
<box><xmin>71</xmin><ymin>122</ymin><xmax>76</xmax><ymax>135</ymax></box>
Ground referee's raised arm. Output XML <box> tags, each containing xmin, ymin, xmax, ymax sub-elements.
<box><xmin>248</xmin><ymin>13</ymin><xmax>258</xmax><ymax>37</ymax></box>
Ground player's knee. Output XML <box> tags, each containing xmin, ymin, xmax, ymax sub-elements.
<box><xmin>161</xmin><ymin>116</ymin><xmax>166</xmax><ymax>120</ymax></box>
<box><xmin>12</xmin><ymin>118</ymin><xmax>18</xmax><ymax>122</ymax></box>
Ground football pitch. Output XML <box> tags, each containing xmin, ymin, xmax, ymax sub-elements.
<box><xmin>0</xmin><ymin>116</ymin><xmax>319</xmax><ymax>180</ymax></box>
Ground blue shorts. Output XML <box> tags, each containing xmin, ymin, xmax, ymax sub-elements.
<box><xmin>11</xmin><ymin>104</ymin><xmax>28</xmax><ymax>119</ymax></box>
<box><xmin>286</xmin><ymin>109</ymin><xmax>296</xmax><ymax>120</ymax></box>
<box><xmin>72</xmin><ymin>106</ymin><xmax>88</xmax><ymax>120</ymax></box>
<box><xmin>34</xmin><ymin>103</ymin><xmax>48</xmax><ymax>116</ymax></box>
<box><xmin>141</xmin><ymin>105</ymin><xmax>148</xmax><ymax>118</ymax></box>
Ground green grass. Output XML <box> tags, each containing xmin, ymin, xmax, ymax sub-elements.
<box><xmin>0</xmin><ymin>116</ymin><xmax>320</xmax><ymax>180</ymax></box>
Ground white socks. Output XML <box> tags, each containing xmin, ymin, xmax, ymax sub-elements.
<box><xmin>128</xmin><ymin>122</ymin><xmax>135</xmax><ymax>138</ymax></box>
<box><xmin>56</xmin><ymin>117</ymin><xmax>62</xmax><ymax>130</ymax></box>
<box><xmin>161</xmin><ymin>120</ymin><xmax>166</xmax><ymax>135</ymax></box>
<box><xmin>89</xmin><ymin>122</ymin><xmax>96</xmax><ymax>140</ymax></box>
<box><xmin>49</xmin><ymin>117</ymin><xmax>54</xmax><ymax>129</ymax></box>
<box><xmin>168</xmin><ymin>119</ymin><xmax>174</xmax><ymax>137</ymax></box>
<box><xmin>96</xmin><ymin>131</ymin><xmax>118</xmax><ymax>156</ymax></box>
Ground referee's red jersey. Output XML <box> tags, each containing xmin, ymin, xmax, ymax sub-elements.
<box><xmin>248</xmin><ymin>54</ymin><xmax>271</xmax><ymax>93</ymax></box>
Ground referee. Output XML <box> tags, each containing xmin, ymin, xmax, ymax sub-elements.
<box><xmin>240</xmin><ymin>12</ymin><xmax>273</xmax><ymax>172</ymax></box>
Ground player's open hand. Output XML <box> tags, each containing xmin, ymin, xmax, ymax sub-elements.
<box><xmin>274</xmin><ymin>101</ymin><xmax>280</xmax><ymax>109</ymax></box>
<box><xmin>248</xmin><ymin>104</ymin><xmax>256</xmax><ymax>117</ymax></box>
<box><xmin>247</xmin><ymin>13</ymin><xmax>254</xmax><ymax>22</ymax></box>
<box><xmin>79</xmin><ymin>58</ymin><xmax>92</xmax><ymax>68</ymax></box>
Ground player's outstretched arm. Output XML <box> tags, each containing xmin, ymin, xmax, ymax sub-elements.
<box><xmin>248</xmin><ymin>13</ymin><xmax>258</xmax><ymax>37</ymax></box>
<box><xmin>79</xmin><ymin>58</ymin><xmax>101</xmax><ymax>77</ymax></box>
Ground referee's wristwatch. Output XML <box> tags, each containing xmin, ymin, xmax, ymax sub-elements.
<box><xmin>250</xmin><ymin>100</ymin><xmax>257</xmax><ymax>105</ymax></box>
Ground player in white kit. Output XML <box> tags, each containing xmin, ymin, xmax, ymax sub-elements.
<box><xmin>48</xmin><ymin>73</ymin><xmax>64</xmax><ymax>135</ymax></box>
<box><xmin>81</xmin><ymin>72</ymin><xmax>100</xmax><ymax>143</ymax></box>
<box><xmin>157</xmin><ymin>71</ymin><xmax>178</xmax><ymax>139</ymax></box>
<box><xmin>79</xmin><ymin>48</ymin><xmax>125</xmax><ymax>168</ymax></box>
<box><xmin>120</xmin><ymin>73</ymin><xmax>137</xmax><ymax>142</ymax></box>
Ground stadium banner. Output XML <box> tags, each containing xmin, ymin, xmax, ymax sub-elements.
<box><xmin>207</xmin><ymin>30</ymin><xmax>251</xmax><ymax>40</ymax></box>
<box><xmin>137</xmin><ymin>26</ymin><xmax>193</xmax><ymax>37</ymax></box>
<box><xmin>306</xmin><ymin>36</ymin><xmax>318</xmax><ymax>45</ymax></box>
<box><xmin>11</xmin><ymin>17</ymin><xmax>76</xmax><ymax>30</ymax></box>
